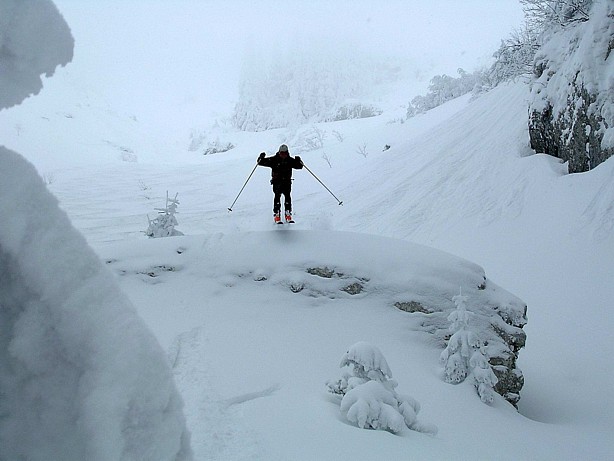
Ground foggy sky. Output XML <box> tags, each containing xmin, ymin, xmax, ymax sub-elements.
<box><xmin>52</xmin><ymin>0</ymin><xmax>524</xmax><ymax>131</ymax></box>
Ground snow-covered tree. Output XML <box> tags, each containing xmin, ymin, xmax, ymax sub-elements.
<box><xmin>486</xmin><ymin>26</ymin><xmax>541</xmax><ymax>86</ymax></box>
<box><xmin>233</xmin><ymin>42</ymin><xmax>398</xmax><ymax>131</ymax></box>
<box><xmin>327</xmin><ymin>342</ymin><xmax>437</xmax><ymax>434</ymax></box>
<box><xmin>146</xmin><ymin>191</ymin><xmax>184</xmax><ymax>238</ymax></box>
<box><xmin>440</xmin><ymin>290</ymin><xmax>498</xmax><ymax>403</ymax></box>
<box><xmin>440</xmin><ymin>291</ymin><xmax>477</xmax><ymax>383</ymax></box>
<box><xmin>521</xmin><ymin>0</ymin><xmax>592</xmax><ymax>29</ymax></box>
<box><xmin>407</xmin><ymin>69</ymin><xmax>480</xmax><ymax>118</ymax></box>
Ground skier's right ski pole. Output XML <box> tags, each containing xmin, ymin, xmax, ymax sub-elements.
<box><xmin>301</xmin><ymin>162</ymin><xmax>343</xmax><ymax>206</ymax></box>
<box><xmin>227</xmin><ymin>163</ymin><xmax>258</xmax><ymax>212</ymax></box>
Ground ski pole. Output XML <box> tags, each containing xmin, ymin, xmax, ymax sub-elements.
<box><xmin>227</xmin><ymin>162</ymin><xmax>258</xmax><ymax>212</ymax></box>
<box><xmin>301</xmin><ymin>162</ymin><xmax>343</xmax><ymax>206</ymax></box>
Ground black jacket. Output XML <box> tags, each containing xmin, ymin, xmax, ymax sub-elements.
<box><xmin>258</xmin><ymin>153</ymin><xmax>303</xmax><ymax>184</ymax></box>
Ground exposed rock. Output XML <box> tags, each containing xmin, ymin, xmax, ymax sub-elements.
<box><xmin>307</xmin><ymin>266</ymin><xmax>336</xmax><ymax>278</ymax></box>
<box><xmin>528</xmin><ymin>1</ymin><xmax>614</xmax><ymax>173</ymax></box>
<box><xmin>289</xmin><ymin>282</ymin><xmax>305</xmax><ymax>293</ymax></box>
<box><xmin>529</xmin><ymin>83</ymin><xmax>613</xmax><ymax>173</ymax></box>
<box><xmin>341</xmin><ymin>282</ymin><xmax>364</xmax><ymax>295</ymax></box>
<box><xmin>394</xmin><ymin>301</ymin><xmax>433</xmax><ymax>314</ymax></box>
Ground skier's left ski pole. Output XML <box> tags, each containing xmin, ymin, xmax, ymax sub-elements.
<box><xmin>227</xmin><ymin>163</ymin><xmax>258</xmax><ymax>212</ymax></box>
<box><xmin>301</xmin><ymin>162</ymin><xmax>343</xmax><ymax>206</ymax></box>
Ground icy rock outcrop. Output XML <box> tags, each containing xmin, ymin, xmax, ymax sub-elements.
<box><xmin>528</xmin><ymin>1</ymin><xmax>614</xmax><ymax>172</ymax></box>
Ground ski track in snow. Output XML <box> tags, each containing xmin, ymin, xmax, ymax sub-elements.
<box><xmin>223</xmin><ymin>384</ymin><xmax>281</xmax><ymax>408</ymax></box>
<box><xmin>169</xmin><ymin>327</ymin><xmax>264</xmax><ymax>460</ymax></box>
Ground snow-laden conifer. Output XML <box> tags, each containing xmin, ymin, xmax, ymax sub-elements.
<box><xmin>327</xmin><ymin>342</ymin><xmax>437</xmax><ymax>434</ymax></box>
<box><xmin>440</xmin><ymin>289</ymin><xmax>499</xmax><ymax>403</ymax></box>
<box><xmin>146</xmin><ymin>191</ymin><xmax>184</xmax><ymax>238</ymax></box>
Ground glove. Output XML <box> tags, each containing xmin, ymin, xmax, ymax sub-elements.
<box><xmin>258</xmin><ymin>152</ymin><xmax>265</xmax><ymax>163</ymax></box>
<box><xmin>295</xmin><ymin>155</ymin><xmax>302</xmax><ymax>164</ymax></box>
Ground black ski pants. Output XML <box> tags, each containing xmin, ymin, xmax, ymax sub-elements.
<box><xmin>272</xmin><ymin>181</ymin><xmax>292</xmax><ymax>214</ymax></box>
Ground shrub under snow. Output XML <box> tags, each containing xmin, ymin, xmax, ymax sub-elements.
<box><xmin>327</xmin><ymin>342</ymin><xmax>437</xmax><ymax>435</ymax></box>
<box><xmin>146</xmin><ymin>192</ymin><xmax>184</xmax><ymax>238</ymax></box>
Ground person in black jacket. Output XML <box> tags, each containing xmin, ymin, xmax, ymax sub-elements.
<box><xmin>257</xmin><ymin>144</ymin><xmax>303</xmax><ymax>223</ymax></box>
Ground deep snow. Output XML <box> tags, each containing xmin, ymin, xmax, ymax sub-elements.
<box><xmin>0</xmin><ymin>2</ymin><xmax>190</xmax><ymax>459</ymax></box>
<box><xmin>24</xmin><ymin>81</ymin><xmax>613</xmax><ymax>460</ymax></box>
<box><xmin>2</xmin><ymin>1</ymin><xmax>613</xmax><ymax>460</ymax></box>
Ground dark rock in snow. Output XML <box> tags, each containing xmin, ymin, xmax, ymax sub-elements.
<box><xmin>527</xmin><ymin>2</ymin><xmax>613</xmax><ymax>173</ymax></box>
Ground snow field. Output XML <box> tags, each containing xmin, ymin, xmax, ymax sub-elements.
<box><xmin>41</xmin><ymin>80</ymin><xmax>612</xmax><ymax>459</ymax></box>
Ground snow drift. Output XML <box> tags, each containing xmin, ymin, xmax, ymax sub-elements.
<box><xmin>0</xmin><ymin>1</ymin><xmax>191</xmax><ymax>459</ymax></box>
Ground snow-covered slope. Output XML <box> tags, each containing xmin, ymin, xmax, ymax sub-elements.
<box><xmin>0</xmin><ymin>68</ymin><xmax>176</xmax><ymax>169</ymax></box>
<box><xmin>98</xmin><ymin>231</ymin><xmax>527</xmax><ymax>460</ymax></box>
<box><xmin>5</xmin><ymin>1</ymin><xmax>612</xmax><ymax>460</ymax></box>
<box><xmin>40</xmin><ymin>78</ymin><xmax>614</xmax><ymax>460</ymax></box>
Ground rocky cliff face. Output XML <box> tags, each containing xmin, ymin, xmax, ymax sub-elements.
<box><xmin>528</xmin><ymin>2</ymin><xmax>614</xmax><ymax>173</ymax></box>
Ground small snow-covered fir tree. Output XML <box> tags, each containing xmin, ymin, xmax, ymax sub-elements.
<box><xmin>327</xmin><ymin>342</ymin><xmax>437</xmax><ymax>434</ymax></box>
<box><xmin>145</xmin><ymin>191</ymin><xmax>184</xmax><ymax>238</ymax></box>
<box><xmin>470</xmin><ymin>348</ymin><xmax>499</xmax><ymax>404</ymax></box>
<box><xmin>440</xmin><ymin>289</ymin><xmax>499</xmax><ymax>403</ymax></box>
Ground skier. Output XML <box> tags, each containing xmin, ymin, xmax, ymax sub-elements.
<box><xmin>257</xmin><ymin>144</ymin><xmax>303</xmax><ymax>223</ymax></box>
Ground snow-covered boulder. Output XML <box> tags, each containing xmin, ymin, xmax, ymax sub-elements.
<box><xmin>0</xmin><ymin>1</ymin><xmax>191</xmax><ymax>459</ymax></box>
<box><xmin>528</xmin><ymin>1</ymin><xmax>614</xmax><ymax>172</ymax></box>
<box><xmin>0</xmin><ymin>0</ymin><xmax>73</xmax><ymax>109</ymax></box>
<box><xmin>104</xmin><ymin>230</ymin><xmax>528</xmax><ymax>407</ymax></box>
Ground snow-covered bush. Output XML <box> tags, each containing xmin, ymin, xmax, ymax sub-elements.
<box><xmin>327</xmin><ymin>342</ymin><xmax>437</xmax><ymax>434</ymax></box>
<box><xmin>521</xmin><ymin>0</ymin><xmax>592</xmax><ymax>29</ymax></box>
<box><xmin>440</xmin><ymin>290</ymin><xmax>498</xmax><ymax>403</ymax></box>
<box><xmin>203</xmin><ymin>138</ymin><xmax>235</xmax><ymax>156</ymax></box>
<box><xmin>188</xmin><ymin>130</ymin><xmax>235</xmax><ymax>155</ymax></box>
<box><xmin>326</xmin><ymin>101</ymin><xmax>382</xmax><ymax>122</ymax></box>
<box><xmin>355</xmin><ymin>143</ymin><xmax>369</xmax><ymax>158</ymax></box>
<box><xmin>232</xmin><ymin>42</ymin><xmax>401</xmax><ymax>131</ymax></box>
<box><xmin>407</xmin><ymin>69</ymin><xmax>480</xmax><ymax>118</ymax></box>
<box><xmin>146</xmin><ymin>191</ymin><xmax>184</xmax><ymax>238</ymax></box>
<box><xmin>291</xmin><ymin>125</ymin><xmax>327</xmax><ymax>153</ymax></box>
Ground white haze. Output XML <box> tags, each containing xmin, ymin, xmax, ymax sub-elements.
<box><xmin>51</xmin><ymin>0</ymin><xmax>524</xmax><ymax>141</ymax></box>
